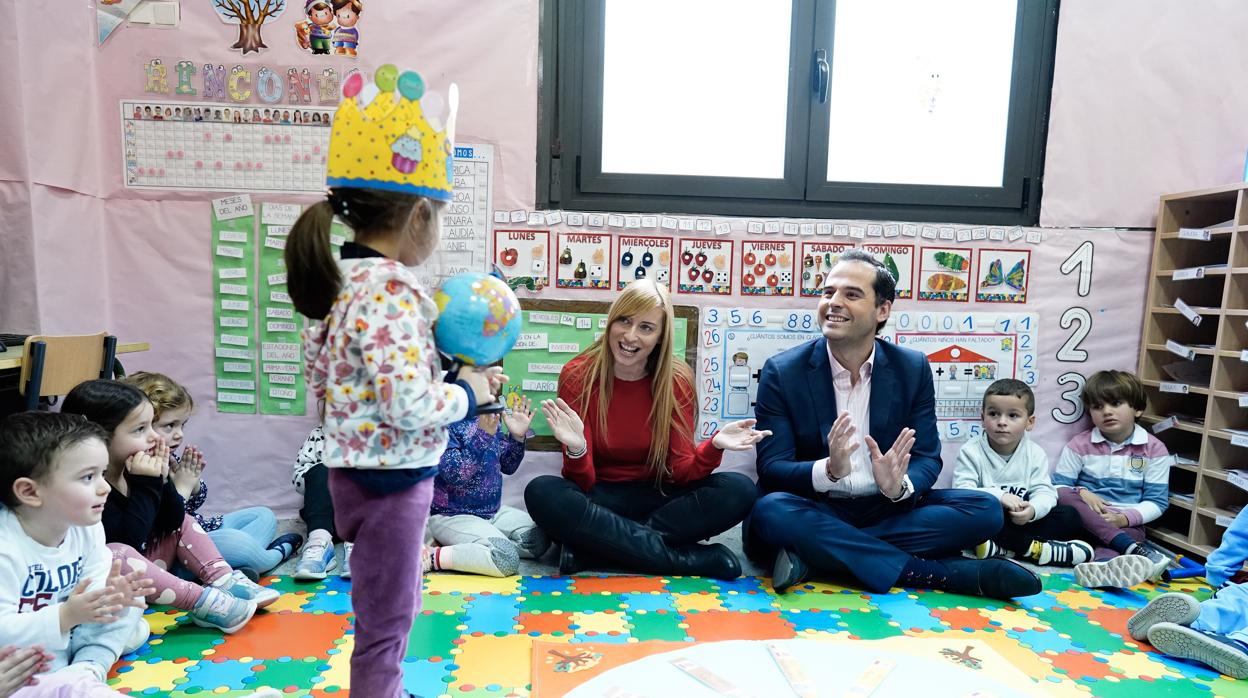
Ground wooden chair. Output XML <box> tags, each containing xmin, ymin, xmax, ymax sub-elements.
<box><xmin>19</xmin><ymin>333</ymin><xmax>118</xmax><ymax>410</ymax></box>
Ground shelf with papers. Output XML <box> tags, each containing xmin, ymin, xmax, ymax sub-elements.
<box><xmin>1169</xmin><ymin>496</ymin><xmax>1194</xmax><ymax>511</ymax></box>
<box><xmin>1140</xmin><ymin>182</ymin><xmax>1248</xmax><ymax>558</ymax></box>
<box><xmin>1159</xmin><ymin>228</ymin><xmax>1233</xmax><ymax>240</ymax></box>
<box><xmin>1151</xmin><ymin>275</ymin><xmax>1226</xmax><ymax>309</ymax></box>
<box><xmin>1155</xmin><ymin>235</ymin><xmax>1231</xmax><ymax>271</ymax></box>
<box><xmin>1141</xmin><ymin>415</ymin><xmax>1204</xmax><ymax>435</ymax></box>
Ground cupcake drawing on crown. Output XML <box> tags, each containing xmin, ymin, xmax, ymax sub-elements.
<box><xmin>391</xmin><ymin>129</ymin><xmax>423</xmax><ymax>174</ymax></box>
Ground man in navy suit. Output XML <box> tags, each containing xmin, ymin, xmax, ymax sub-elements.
<box><xmin>747</xmin><ymin>251</ymin><xmax>1040</xmax><ymax>600</ymax></box>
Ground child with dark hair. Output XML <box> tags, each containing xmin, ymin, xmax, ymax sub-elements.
<box><xmin>955</xmin><ymin>379</ymin><xmax>1092</xmax><ymax>567</ymax></box>
<box><xmin>123</xmin><ymin>372</ymin><xmax>301</xmax><ymax>580</ymax></box>
<box><xmin>1053</xmin><ymin>370</ymin><xmax>1173</xmax><ymax>588</ymax></box>
<box><xmin>0</xmin><ymin>412</ymin><xmax>153</xmax><ymax>695</ymax></box>
<box><xmin>61</xmin><ymin>381</ymin><xmax>277</xmax><ymax>634</ymax></box>
<box><xmin>425</xmin><ymin>398</ymin><xmax>547</xmax><ymax>577</ymax></box>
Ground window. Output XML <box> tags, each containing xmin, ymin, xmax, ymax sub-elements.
<box><xmin>538</xmin><ymin>0</ymin><xmax>1058</xmax><ymax>225</ymax></box>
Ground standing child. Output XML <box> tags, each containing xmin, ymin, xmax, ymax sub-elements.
<box><xmin>425</xmin><ymin>398</ymin><xmax>548</xmax><ymax>577</ymax></box>
<box><xmin>123</xmin><ymin>372</ymin><xmax>302</xmax><ymax>579</ymax></box>
<box><xmin>954</xmin><ymin>379</ymin><xmax>1093</xmax><ymax>567</ymax></box>
<box><xmin>0</xmin><ymin>412</ymin><xmax>153</xmax><ymax>696</ymax></box>
<box><xmin>1126</xmin><ymin>506</ymin><xmax>1248</xmax><ymax>679</ymax></box>
<box><xmin>291</xmin><ymin>425</ymin><xmax>352</xmax><ymax>580</ymax></box>
<box><xmin>61</xmin><ymin>381</ymin><xmax>278</xmax><ymax>634</ymax></box>
<box><xmin>285</xmin><ymin>65</ymin><xmax>504</xmax><ymax>698</ymax></box>
<box><xmin>1053</xmin><ymin>370</ymin><xmax>1173</xmax><ymax>588</ymax></box>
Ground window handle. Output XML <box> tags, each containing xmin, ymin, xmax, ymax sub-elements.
<box><xmin>812</xmin><ymin>49</ymin><xmax>830</xmax><ymax>104</ymax></box>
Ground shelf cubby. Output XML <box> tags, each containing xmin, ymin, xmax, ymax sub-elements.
<box><xmin>1151</xmin><ymin>274</ymin><xmax>1226</xmax><ymax>309</ymax></box>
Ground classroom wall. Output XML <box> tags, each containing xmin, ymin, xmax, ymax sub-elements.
<box><xmin>0</xmin><ymin>0</ymin><xmax>1239</xmax><ymax>516</ymax></box>
<box><xmin>1040</xmin><ymin>0</ymin><xmax>1248</xmax><ymax>229</ymax></box>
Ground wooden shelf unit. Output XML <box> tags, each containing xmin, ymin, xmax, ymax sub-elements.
<box><xmin>1140</xmin><ymin>182</ymin><xmax>1248</xmax><ymax>558</ymax></box>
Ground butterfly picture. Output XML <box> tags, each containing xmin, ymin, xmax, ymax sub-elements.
<box><xmin>981</xmin><ymin>258</ymin><xmax>1026</xmax><ymax>291</ymax></box>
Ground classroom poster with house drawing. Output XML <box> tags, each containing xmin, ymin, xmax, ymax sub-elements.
<box><xmin>883</xmin><ymin>311</ymin><xmax>1038</xmax><ymax>441</ymax></box>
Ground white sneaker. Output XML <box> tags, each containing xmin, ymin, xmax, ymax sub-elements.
<box><xmin>214</xmin><ymin>570</ymin><xmax>281</xmax><ymax>608</ymax></box>
<box><xmin>341</xmin><ymin>542</ymin><xmax>354</xmax><ymax>579</ymax></box>
<box><xmin>1075</xmin><ymin>554</ymin><xmax>1154</xmax><ymax>589</ymax></box>
<box><xmin>1128</xmin><ymin>592</ymin><xmax>1201</xmax><ymax>641</ymax></box>
<box><xmin>294</xmin><ymin>540</ymin><xmax>337</xmax><ymax>581</ymax></box>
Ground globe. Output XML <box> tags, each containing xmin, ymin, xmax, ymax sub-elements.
<box><xmin>432</xmin><ymin>272</ymin><xmax>523</xmax><ymax>366</ymax></box>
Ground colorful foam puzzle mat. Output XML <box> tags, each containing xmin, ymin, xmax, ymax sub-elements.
<box><xmin>106</xmin><ymin>571</ymin><xmax>1244</xmax><ymax>696</ymax></box>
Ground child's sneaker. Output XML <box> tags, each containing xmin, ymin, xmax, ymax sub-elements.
<box><xmin>190</xmin><ymin>586</ymin><xmax>257</xmax><ymax>633</ymax></box>
<box><xmin>213</xmin><ymin>570</ymin><xmax>281</xmax><ymax>608</ymax></box>
<box><xmin>294</xmin><ymin>539</ymin><xmax>337</xmax><ymax>580</ymax></box>
<box><xmin>973</xmin><ymin>540</ymin><xmax>1008</xmax><ymax>560</ymax></box>
<box><xmin>1037</xmin><ymin>540</ymin><xmax>1094</xmax><ymax>567</ymax></box>
<box><xmin>1127</xmin><ymin>592</ymin><xmax>1201</xmax><ymax>641</ymax></box>
<box><xmin>267</xmin><ymin>532</ymin><xmax>304</xmax><ymax>563</ymax></box>
<box><xmin>1075</xmin><ymin>554</ymin><xmax>1154</xmax><ymax>588</ymax></box>
<box><xmin>341</xmin><ymin>542</ymin><xmax>354</xmax><ymax>579</ymax></box>
<box><xmin>1130</xmin><ymin>545</ymin><xmax>1174</xmax><ymax>581</ymax></box>
<box><xmin>1147</xmin><ymin>622</ymin><xmax>1248</xmax><ymax>679</ymax></box>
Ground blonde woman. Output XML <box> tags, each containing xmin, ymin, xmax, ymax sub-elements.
<box><xmin>524</xmin><ymin>280</ymin><xmax>769</xmax><ymax>579</ymax></box>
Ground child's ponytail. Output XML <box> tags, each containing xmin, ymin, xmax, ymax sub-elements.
<box><xmin>285</xmin><ymin>199</ymin><xmax>340</xmax><ymax>320</ymax></box>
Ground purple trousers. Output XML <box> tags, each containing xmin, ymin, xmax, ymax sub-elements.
<box><xmin>330</xmin><ymin>471</ymin><xmax>434</xmax><ymax>698</ymax></box>
<box><xmin>1057</xmin><ymin>487</ymin><xmax>1145</xmax><ymax>561</ymax></box>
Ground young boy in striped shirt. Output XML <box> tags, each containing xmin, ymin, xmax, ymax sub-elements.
<box><xmin>1053</xmin><ymin>370</ymin><xmax>1173</xmax><ymax>588</ymax></box>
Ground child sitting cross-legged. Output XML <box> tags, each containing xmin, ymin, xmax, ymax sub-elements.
<box><xmin>424</xmin><ymin>397</ymin><xmax>550</xmax><ymax>576</ymax></box>
<box><xmin>954</xmin><ymin>379</ymin><xmax>1093</xmax><ymax>568</ymax></box>
<box><xmin>1126</xmin><ymin>506</ymin><xmax>1248</xmax><ymax>679</ymax></box>
<box><xmin>0</xmin><ymin>412</ymin><xmax>152</xmax><ymax>696</ymax></box>
<box><xmin>61</xmin><ymin>380</ymin><xmax>279</xmax><ymax>634</ymax></box>
<box><xmin>291</xmin><ymin>425</ymin><xmax>352</xmax><ymax>580</ymax></box>
<box><xmin>123</xmin><ymin>372</ymin><xmax>302</xmax><ymax>581</ymax></box>
<box><xmin>1054</xmin><ymin>370</ymin><xmax>1173</xmax><ymax>588</ymax></box>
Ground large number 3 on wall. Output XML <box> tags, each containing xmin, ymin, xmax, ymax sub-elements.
<box><xmin>1052</xmin><ymin>372</ymin><xmax>1087</xmax><ymax>424</ymax></box>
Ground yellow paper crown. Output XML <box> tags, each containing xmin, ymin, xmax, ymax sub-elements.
<box><xmin>326</xmin><ymin>65</ymin><xmax>458</xmax><ymax>200</ymax></box>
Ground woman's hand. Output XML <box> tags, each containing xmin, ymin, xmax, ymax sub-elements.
<box><xmin>502</xmin><ymin>396</ymin><xmax>534</xmax><ymax>441</ymax></box>
<box><xmin>540</xmin><ymin>398</ymin><xmax>587</xmax><ymax>453</ymax></box>
<box><xmin>711</xmin><ymin>419</ymin><xmax>773</xmax><ymax>451</ymax></box>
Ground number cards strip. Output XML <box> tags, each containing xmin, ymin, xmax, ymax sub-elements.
<box><xmin>765</xmin><ymin>643</ymin><xmax>816</xmax><ymax>698</ymax></box>
<box><xmin>668</xmin><ymin>657</ymin><xmax>754</xmax><ymax>698</ymax></box>
<box><xmin>211</xmin><ymin>195</ymin><xmax>258</xmax><ymax>413</ymax></box>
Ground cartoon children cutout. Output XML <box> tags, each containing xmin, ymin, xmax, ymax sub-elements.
<box><xmin>332</xmin><ymin>0</ymin><xmax>361</xmax><ymax>57</ymax></box>
<box><xmin>297</xmin><ymin>0</ymin><xmax>335</xmax><ymax>55</ymax></box>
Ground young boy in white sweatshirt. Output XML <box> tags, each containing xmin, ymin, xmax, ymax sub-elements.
<box><xmin>0</xmin><ymin>411</ymin><xmax>156</xmax><ymax>695</ymax></box>
<box><xmin>954</xmin><ymin>379</ymin><xmax>1093</xmax><ymax>568</ymax></box>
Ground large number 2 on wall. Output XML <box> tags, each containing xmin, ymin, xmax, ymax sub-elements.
<box><xmin>1052</xmin><ymin>372</ymin><xmax>1087</xmax><ymax>424</ymax></box>
<box><xmin>1056</xmin><ymin>307</ymin><xmax>1091</xmax><ymax>362</ymax></box>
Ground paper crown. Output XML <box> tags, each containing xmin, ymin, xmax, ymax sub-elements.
<box><xmin>326</xmin><ymin>65</ymin><xmax>458</xmax><ymax>201</ymax></box>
